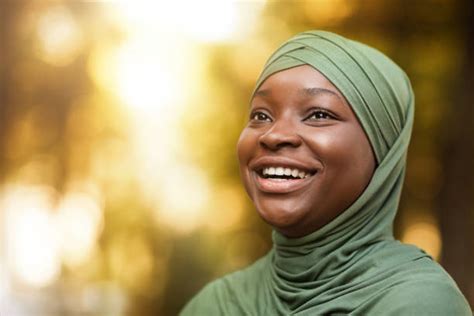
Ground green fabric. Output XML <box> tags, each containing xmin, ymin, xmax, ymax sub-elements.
<box><xmin>181</xmin><ymin>31</ymin><xmax>471</xmax><ymax>315</ymax></box>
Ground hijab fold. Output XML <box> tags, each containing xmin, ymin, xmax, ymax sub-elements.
<box><xmin>181</xmin><ymin>30</ymin><xmax>471</xmax><ymax>315</ymax></box>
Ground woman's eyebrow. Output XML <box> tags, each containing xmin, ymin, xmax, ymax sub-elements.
<box><xmin>300</xmin><ymin>87</ymin><xmax>341</xmax><ymax>100</ymax></box>
<box><xmin>254</xmin><ymin>89</ymin><xmax>271</xmax><ymax>97</ymax></box>
<box><xmin>255</xmin><ymin>87</ymin><xmax>339</xmax><ymax>97</ymax></box>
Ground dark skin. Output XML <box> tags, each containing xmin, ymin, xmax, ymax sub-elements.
<box><xmin>237</xmin><ymin>65</ymin><xmax>376</xmax><ymax>238</ymax></box>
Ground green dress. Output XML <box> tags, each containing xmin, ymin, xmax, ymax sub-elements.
<box><xmin>181</xmin><ymin>31</ymin><xmax>472</xmax><ymax>315</ymax></box>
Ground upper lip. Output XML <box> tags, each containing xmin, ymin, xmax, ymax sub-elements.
<box><xmin>249</xmin><ymin>156</ymin><xmax>320</xmax><ymax>174</ymax></box>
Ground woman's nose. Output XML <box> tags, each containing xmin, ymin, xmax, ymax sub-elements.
<box><xmin>258</xmin><ymin>119</ymin><xmax>302</xmax><ymax>150</ymax></box>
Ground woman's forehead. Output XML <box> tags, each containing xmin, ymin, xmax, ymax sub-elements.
<box><xmin>253</xmin><ymin>65</ymin><xmax>346</xmax><ymax>103</ymax></box>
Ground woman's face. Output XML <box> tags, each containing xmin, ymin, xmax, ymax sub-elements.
<box><xmin>237</xmin><ymin>65</ymin><xmax>376</xmax><ymax>237</ymax></box>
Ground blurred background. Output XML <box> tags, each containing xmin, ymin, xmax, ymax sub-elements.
<box><xmin>0</xmin><ymin>0</ymin><xmax>473</xmax><ymax>315</ymax></box>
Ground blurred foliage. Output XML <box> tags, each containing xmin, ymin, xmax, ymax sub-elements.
<box><xmin>0</xmin><ymin>0</ymin><xmax>473</xmax><ymax>315</ymax></box>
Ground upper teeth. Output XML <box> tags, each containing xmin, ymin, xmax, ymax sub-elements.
<box><xmin>262</xmin><ymin>167</ymin><xmax>309</xmax><ymax>179</ymax></box>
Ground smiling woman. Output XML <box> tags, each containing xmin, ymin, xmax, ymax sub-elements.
<box><xmin>238</xmin><ymin>65</ymin><xmax>375</xmax><ymax>237</ymax></box>
<box><xmin>181</xmin><ymin>30</ymin><xmax>472</xmax><ymax>315</ymax></box>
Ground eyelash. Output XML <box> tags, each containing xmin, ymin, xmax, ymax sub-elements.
<box><xmin>250</xmin><ymin>111</ymin><xmax>271</xmax><ymax>122</ymax></box>
<box><xmin>249</xmin><ymin>109</ymin><xmax>334</xmax><ymax>122</ymax></box>
<box><xmin>305</xmin><ymin>109</ymin><xmax>334</xmax><ymax>120</ymax></box>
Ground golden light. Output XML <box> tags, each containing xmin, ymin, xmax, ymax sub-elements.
<box><xmin>205</xmin><ymin>185</ymin><xmax>246</xmax><ymax>233</ymax></box>
<box><xmin>303</xmin><ymin>0</ymin><xmax>354</xmax><ymax>25</ymax></box>
<box><xmin>108</xmin><ymin>234</ymin><xmax>155</xmax><ymax>291</ymax></box>
<box><xmin>112</xmin><ymin>0</ymin><xmax>266</xmax><ymax>43</ymax></box>
<box><xmin>10</xmin><ymin>154</ymin><xmax>59</xmax><ymax>186</ymax></box>
<box><xmin>56</xmin><ymin>192</ymin><xmax>104</xmax><ymax>268</ymax></box>
<box><xmin>88</xmin><ymin>36</ymin><xmax>191</xmax><ymax>114</ymax></box>
<box><xmin>90</xmin><ymin>138</ymin><xmax>134</xmax><ymax>198</ymax></box>
<box><xmin>402</xmin><ymin>220</ymin><xmax>442</xmax><ymax>261</ymax></box>
<box><xmin>158</xmin><ymin>164</ymin><xmax>210</xmax><ymax>234</ymax></box>
<box><xmin>2</xmin><ymin>183</ymin><xmax>105</xmax><ymax>287</ymax></box>
<box><xmin>181</xmin><ymin>1</ymin><xmax>238</xmax><ymax>42</ymax></box>
<box><xmin>230</xmin><ymin>39</ymin><xmax>274</xmax><ymax>85</ymax></box>
<box><xmin>0</xmin><ymin>271</ymin><xmax>8</xmax><ymax>309</ymax></box>
<box><xmin>35</xmin><ymin>5</ymin><xmax>83</xmax><ymax>66</ymax></box>
<box><xmin>88</xmin><ymin>0</ymin><xmax>268</xmax><ymax>236</ymax></box>
<box><xmin>114</xmin><ymin>39</ymin><xmax>183</xmax><ymax>112</ymax></box>
<box><xmin>3</xmin><ymin>185</ymin><xmax>61</xmax><ymax>288</ymax></box>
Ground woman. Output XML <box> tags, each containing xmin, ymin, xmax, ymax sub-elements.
<box><xmin>181</xmin><ymin>30</ymin><xmax>471</xmax><ymax>315</ymax></box>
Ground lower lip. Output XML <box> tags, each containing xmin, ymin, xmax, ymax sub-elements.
<box><xmin>253</xmin><ymin>172</ymin><xmax>314</xmax><ymax>194</ymax></box>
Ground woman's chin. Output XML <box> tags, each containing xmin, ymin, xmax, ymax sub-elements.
<box><xmin>254</xmin><ymin>198</ymin><xmax>329</xmax><ymax>237</ymax></box>
<box><xmin>256</xmin><ymin>203</ymin><xmax>306</xmax><ymax>231</ymax></box>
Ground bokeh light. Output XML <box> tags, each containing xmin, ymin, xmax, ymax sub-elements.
<box><xmin>56</xmin><ymin>191</ymin><xmax>104</xmax><ymax>268</ymax></box>
<box><xmin>205</xmin><ymin>184</ymin><xmax>247</xmax><ymax>233</ymax></box>
<box><xmin>402</xmin><ymin>216</ymin><xmax>442</xmax><ymax>261</ymax></box>
<box><xmin>3</xmin><ymin>185</ymin><xmax>60</xmax><ymax>288</ymax></box>
<box><xmin>107</xmin><ymin>233</ymin><xmax>155</xmax><ymax>292</ymax></box>
<box><xmin>35</xmin><ymin>5</ymin><xmax>83</xmax><ymax>66</ymax></box>
<box><xmin>303</xmin><ymin>0</ymin><xmax>354</xmax><ymax>25</ymax></box>
<box><xmin>112</xmin><ymin>0</ymin><xmax>266</xmax><ymax>42</ymax></box>
<box><xmin>89</xmin><ymin>36</ymin><xmax>191</xmax><ymax>114</ymax></box>
<box><xmin>158</xmin><ymin>164</ymin><xmax>210</xmax><ymax>234</ymax></box>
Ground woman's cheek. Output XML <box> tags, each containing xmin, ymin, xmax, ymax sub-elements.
<box><xmin>237</xmin><ymin>128</ymin><xmax>259</xmax><ymax>161</ymax></box>
<box><xmin>306</xmin><ymin>131</ymin><xmax>340</xmax><ymax>159</ymax></box>
<box><xmin>237</xmin><ymin>128</ymin><xmax>250</xmax><ymax>161</ymax></box>
<box><xmin>236</xmin><ymin>128</ymin><xmax>255</xmax><ymax>190</ymax></box>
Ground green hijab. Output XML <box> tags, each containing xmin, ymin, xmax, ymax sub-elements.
<box><xmin>181</xmin><ymin>31</ymin><xmax>471</xmax><ymax>315</ymax></box>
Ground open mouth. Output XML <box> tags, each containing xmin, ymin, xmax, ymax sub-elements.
<box><xmin>253</xmin><ymin>166</ymin><xmax>317</xmax><ymax>193</ymax></box>
<box><xmin>257</xmin><ymin>166</ymin><xmax>316</xmax><ymax>180</ymax></box>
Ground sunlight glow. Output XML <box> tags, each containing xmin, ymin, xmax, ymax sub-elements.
<box><xmin>89</xmin><ymin>0</ymin><xmax>269</xmax><ymax>235</ymax></box>
<box><xmin>112</xmin><ymin>0</ymin><xmax>265</xmax><ymax>42</ymax></box>
<box><xmin>158</xmin><ymin>164</ymin><xmax>210</xmax><ymax>234</ymax></box>
<box><xmin>36</xmin><ymin>5</ymin><xmax>83</xmax><ymax>66</ymax></box>
<box><xmin>89</xmin><ymin>36</ymin><xmax>190</xmax><ymax>114</ymax></box>
<box><xmin>56</xmin><ymin>192</ymin><xmax>104</xmax><ymax>268</ymax></box>
<box><xmin>182</xmin><ymin>1</ymin><xmax>238</xmax><ymax>42</ymax></box>
<box><xmin>3</xmin><ymin>185</ymin><xmax>105</xmax><ymax>287</ymax></box>
<box><xmin>4</xmin><ymin>186</ymin><xmax>60</xmax><ymax>287</ymax></box>
<box><xmin>114</xmin><ymin>39</ymin><xmax>181</xmax><ymax>112</ymax></box>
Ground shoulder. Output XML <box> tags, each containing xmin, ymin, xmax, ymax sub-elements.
<box><xmin>180</xmin><ymin>255</ymin><xmax>270</xmax><ymax>315</ymax></box>
<box><xmin>358</xmin><ymin>256</ymin><xmax>472</xmax><ymax>315</ymax></box>
<box><xmin>179</xmin><ymin>278</ymin><xmax>225</xmax><ymax>315</ymax></box>
<box><xmin>391</xmin><ymin>274</ymin><xmax>468</xmax><ymax>311</ymax></box>
<box><xmin>369</xmin><ymin>276</ymin><xmax>471</xmax><ymax>315</ymax></box>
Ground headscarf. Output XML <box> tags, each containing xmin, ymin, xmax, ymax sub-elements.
<box><xmin>181</xmin><ymin>30</ymin><xmax>471</xmax><ymax>315</ymax></box>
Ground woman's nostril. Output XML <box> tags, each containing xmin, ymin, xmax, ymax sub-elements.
<box><xmin>259</xmin><ymin>131</ymin><xmax>302</xmax><ymax>150</ymax></box>
<box><xmin>260</xmin><ymin>137</ymin><xmax>297</xmax><ymax>150</ymax></box>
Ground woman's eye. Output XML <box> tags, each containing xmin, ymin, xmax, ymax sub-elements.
<box><xmin>250</xmin><ymin>111</ymin><xmax>271</xmax><ymax>122</ymax></box>
<box><xmin>306</xmin><ymin>110</ymin><xmax>333</xmax><ymax>120</ymax></box>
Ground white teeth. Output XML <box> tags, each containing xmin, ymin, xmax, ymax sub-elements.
<box><xmin>261</xmin><ymin>167</ymin><xmax>311</xmax><ymax>179</ymax></box>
